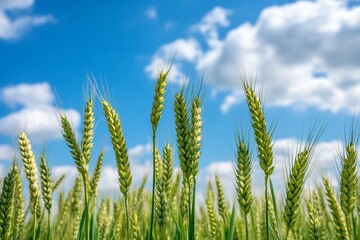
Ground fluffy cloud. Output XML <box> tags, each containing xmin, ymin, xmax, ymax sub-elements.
<box><xmin>0</xmin><ymin>0</ymin><xmax>54</xmax><ymax>40</ymax></box>
<box><xmin>0</xmin><ymin>82</ymin><xmax>81</xmax><ymax>140</ymax></box>
<box><xmin>0</xmin><ymin>82</ymin><xmax>54</xmax><ymax>108</ymax></box>
<box><xmin>220</xmin><ymin>91</ymin><xmax>242</xmax><ymax>113</ymax></box>
<box><xmin>145</xmin><ymin>38</ymin><xmax>202</xmax><ymax>84</ymax></box>
<box><xmin>0</xmin><ymin>145</ymin><xmax>16</xmax><ymax>161</ymax></box>
<box><xmin>129</xmin><ymin>143</ymin><xmax>151</xmax><ymax>159</ymax></box>
<box><xmin>147</xmin><ymin>1</ymin><xmax>360</xmax><ymax>113</ymax></box>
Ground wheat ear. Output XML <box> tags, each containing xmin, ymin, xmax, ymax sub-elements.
<box><xmin>102</xmin><ymin>99</ymin><xmax>131</xmax><ymax>237</ymax></box>
<box><xmin>175</xmin><ymin>92</ymin><xmax>193</xmax><ymax>181</ymax></box>
<box><xmin>40</xmin><ymin>154</ymin><xmax>53</xmax><ymax>213</ymax></box>
<box><xmin>215</xmin><ymin>175</ymin><xmax>228</xmax><ymax>222</ymax></box>
<box><xmin>323</xmin><ymin>177</ymin><xmax>349</xmax><ymax>240</ymax></box>
<box><xmin>91</xmin><ymin>149</ymin><xmax>104</xmax><ymax>203</ymax></box>
<box><xmin>0</xmin><ymin>165</ymin><xmax>15</xmax><ymax>239</ymax></box>
<box><xmin>12</xmin><ymin>164</ymin><xmax>25</xmax><ymax>240</ymax></box>
<box><xmin>18</xmin><ymin>132</ymin><xmax>39</xmax><ymax>214</ymax></box>
<box><xmin>340</xmin><ymin>141</ymin><xmax>357</xmax><ymax>215</ymax></box>
<box><xmin>283</xmin><ymin>147</ymin><xmax>312</xmax><ymax>234</ymax></box>
<box><xmin>243</xmin><ymin>82</ymin><xmax>274</xmax><ymax>240</ymax></box>
<box><xmin>307</xmin><ymin>201</ymin><xmax>323</xmax><ymax>240</ymax></box>
<box><xmin>132</xmin><ymin>212</ymin><xmax>141</xmax><ymax>240</ymax></box>
<box><xmin>206</xmin><ymin>183</ymin><xmax>217</xmax><ymax>240</ymax></box>
<box><xmin>52</xmin><ymin>175</ymin><xmax>65</xmax><ymax>192</ymax></box>
<box><xmin>81</xmin><ymin>98</ymin><xmax>94</xmax><ymax>164</ymax></box>
<box><xmin>243</xmin><ymin>83</ymin><xmax>274</xmax><ymax>177</ymax></box>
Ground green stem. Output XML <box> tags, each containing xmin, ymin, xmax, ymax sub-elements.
<box><xmin>250</xmin><ymin>209</ymin><xmax>258</xmax><ymax>240</ymax></box>
<box><xmin>189</xmin><ymin>179</ymin><xmax>196</xmax><ymax>240</ymax></box>
<box><xmin>84</xmin><ymin>176</ymin><xmax>90</xmax><ymax>240</ymax></box>
<box><xmin>47</xmin><ymin>211</ymin><xmax>51</xmax><ymax>240</ymax></box>
<box><xmin>150</xmin><ymin>129</ymin><xmax>156</xmax><ymax>240</ymax></box>
<box><xmin>125</xmin><ymin>197</ymin><xmax>130</xmax><ymax>239</ymax></box>
<box><xmin>245</xmin><ymin>212</ymin><xmax>249</xmax><ymax>240</ymax></box>
<box><xmin>265</xmin><ymin>176</ymin><xmax>269</xmax><ymax>240</ymax></box>
<box><xmin>351</xmin><ymin>213</ymin><xmax>357</xmax><ymax>240</ymax></box>
<box><xmin>32</xmin><ymin>203</ymin><xmax>37</xmax><ymax>240</ymax></box>
<box><xmin>284</xmin><ymin>228</ymin><xmax>290</xmax><ymax>240</ymax></box>
<box><xmin>188</xmin><ymin>179</ymin><xmax>191</xmax><ymax>240</ymax></box>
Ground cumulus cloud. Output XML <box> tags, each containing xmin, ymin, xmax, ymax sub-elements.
<box><xmin>145</xmin><ymin>38</ymin><xmax>202</xmax><ymax>84</ymax></box>
<box><xmin>0</xmin><ymin>82</ymin><xmax>54</xmax><ymax>108</ymax></box>
<box><xmin>0</xmin><ymin>0</ymin><xmax>54</xmax><ymax>40</ymax></box>
<box><xmin>0</xmin><ymin>145</ymin><xmax>16</xmax><ymax>161</ymax></box>
<box><xmin>190</xmin><ymin>6</ymin><xmax>231</xmax><ymax>47</ymax></box>
<box><xmin>128</xmin><ymin>143</ymin><xmax>151</xmax><ymax>159</ymax></box>
<box><xmin>147</xmin><ymin>1</ymin><xmax>360</xmax><ymax>113</ymax></box>
<box><xmin>220</xmin><ymin>91</ymin><xmax>242</xmax><ymax>113</ymax></box>
<box><xmin>0</xmin><ymin>82</ymin><xmax>81</xmax><ymax>140</ymax></box>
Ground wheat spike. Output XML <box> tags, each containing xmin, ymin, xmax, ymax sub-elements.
<box><xmin>91</xmin><ymin>149</ymin><xmax>104</xmax><ymax>202</ymax></box>
<box><xmin>132</xmin><ymin>212</ymin><xmax>141</xmax><ymax>240</ymax></box>
<box><xmin>150</xmin><ymin>70</ymin><xmax>169</xmax><ymax>131</ymax></box>
<box><xmin>340</xmin><ymin>141</ymin><xmax>357</xmax><ymax>215</ymax></box>
<box><xmin>52</xmin><ymin>175</ymin><xmax>65</xmax><ymax>192</ymax></box>
<box><xmin>56</xmin><ymin>190</ymin><xmax>73</xmax><ymax>237</ymax></box>
<box><xmin>102</xmin><ymin>100</ymin><xmax>132</xmax><ymax>197</ymax></box>
<box><xmin>175</xmin><ymin>92</ymin><xmax>193</xmax><ymax>181</ymax></box>
<box><xmin>180</xmin><ymin>180</ymin><xmax>189</xmax><ymax>219</ymax></box>
<box><xmin>60</xmin><ymin>114</ymin><xmax>88</xmax><ymax>175</ymax></box>
<box><xmin>12</xmin><ymin>165</ymin><xmax>25</xmax><ymax>240</ymax></box>
<box><xmin>18</xmin><ymin>132</ymin><xmax>39</xmax><ymax>214</ymax></box>
<box><xmin>40</xmin><ymin>154</ymin><xmax>53</xmax><ymax>213</ymax></box>
<box><xmin>307</xmin><ymin>201</ymin><xmax>323</xmax><ymax>240</ymax></box>
<box><xmin>235</xmin><ymin>139</ymin><xmax>253</xmax><ymax>214</ymax></box>
<box><xmin>283</xmin><ymin>148</ymin><xmax>312</xmax><ymax>230</ymax></box>
<box><xmin>215</xmin><ymin>175</ymin><xmax>228</xmax><ymax>222</ymax></box>
<box><xmin>323</xmin><ymin>177</ymin><xmax>349</xmax><ymax>240</ymax></box>
<box><xmin>206</xmin><ymin>184</ymin><xmax>217</xmax><ymax>240</ymax></box>
<box><xmin>163</xmin><ymin>144</ymin><xmax>174</xmax><ymax>197</ymax></box>
<box><xmin>81</xmin><ymin>98</ymin><xmax>94</xmax><ymax>164</ymax></box>
<box><xmin>243</xmin><ymin>83</ymin><xmax>274</xmax><ymax>176</ymax></box>
<box><xmin>190</xmin><ymin>97</ymin><xmax>202</xmax><ymax>178</ymax></box>
<box><xmin>0</xmin><ymin>166</ymin><xmax>15</xmax><ymax>239</ymax></box>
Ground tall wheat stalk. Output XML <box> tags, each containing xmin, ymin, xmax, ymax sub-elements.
<box><xmin>149</xmin><ymin>69</ymin><xmax>169</xmax><ymax>239</ymax></box>
<box><xmin>18</xmin><ymin>132</ymin><xmax>39</xmax><ymax>240</ymax></box>
<box><xmin>243</xmin><ymin>82</ymin><xmax>274</xmax><ymax>240</ymax></box>
<box><xmin>102</xmin><ymin>99</ymin><xmax>132</xmax><ymax>238</ymax></box>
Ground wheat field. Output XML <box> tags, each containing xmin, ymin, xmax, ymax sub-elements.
<box><xmin>0</xmin><ymin>70</ymin><xmax>359</xmax><ymax>240</ymax></box>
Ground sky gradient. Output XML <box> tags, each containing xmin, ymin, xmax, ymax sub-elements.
<box><xmin>1</xmin><ymin>0</ymin><xmax>360</xmax><ymax>198</ymax></box>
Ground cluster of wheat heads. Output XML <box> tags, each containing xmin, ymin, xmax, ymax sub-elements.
<box><xmin>1</xmin><ymin>74</ymin><xmax>360</xmax><ymax>240</ymax></box>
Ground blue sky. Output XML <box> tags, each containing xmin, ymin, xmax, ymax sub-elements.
<box><xmin>1</xmin><ymin>0</ymin><xmax>360</xmax><ymax>196</ymax></box>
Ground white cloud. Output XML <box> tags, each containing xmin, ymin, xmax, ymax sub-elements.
<box><xmin>0</xmin><ymin>82</ymin><xmax>54</xmax><ymax>108</ymax></box>
<box><xmin>0</xmin><ymin>82</ymin><xmax>81</xmax><ymax>140</ymax></box>
<box><xmin>146</xmin><ymin>6</ymin><xmax>157</xmax><ymax>20</ymax></box>
<box><xmin>0</xmin><ymin>145</ymin><xmax>16</xmax><ymax>161</ymax></box>
<box><xmin>128</xmin><ymin>143</ymin><xmax>151</xmax><ymax>159</ymax></box>
<box><xmin>147</xmin><ymin>2</ymin><xmax>360</xmax><ymax>113</ymax></box>
<box><xmin>190</xmin><ymin>6</ymin><xmax>231</xmax><ymax>47</ymax></box>
<box><xmin>0</xmin><ymin>0</ymin><xmax>54</xmax><ymax>40</ymax></box>
<box><xmin>220</xmin><ymin>91</ymin><xmax>242</xmax><ymax>113</ymax></box>
<box><xmin>145</xmin><ymin>39</ymin><xmax>202</xmax><ymax>84</ymax></box>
